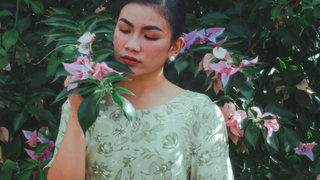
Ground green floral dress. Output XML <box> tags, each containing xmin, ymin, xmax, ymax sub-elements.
<box><xmin>44</xmin><ymin>90</ymin><xmax>234</xmax><ymax>180</ymax></box>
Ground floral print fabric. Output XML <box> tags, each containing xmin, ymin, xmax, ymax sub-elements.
<box><xmin>44</xmin><ymin>90</ymin><xmax>234</xmax><ymax>179</ymax></box>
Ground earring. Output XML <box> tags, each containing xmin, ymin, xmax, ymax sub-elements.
<box><xmin>169</xmin><ymin>56</ymin><xmax>175</xmax><ymax>62</ymax></box>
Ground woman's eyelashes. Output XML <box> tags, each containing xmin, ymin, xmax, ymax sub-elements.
<box><xmin>119</xmin><ymin>29</ymin><xmax>158</xmax><ymax>41</ymax></box>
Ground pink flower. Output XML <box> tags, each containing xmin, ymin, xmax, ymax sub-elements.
<box><xmin>74</xmin><ymin>55</ymin><xmax>93</xmax><ymax>71</ymax></box>
<box><xmin>62</xmin><ymin>63</ymin><xmax>91</xmax><ymax>90</ymax></box>
<box><xmin>78</xmin><ymin>32</ymin><xmax>95</xmax><ymax>55</ymax></box>
<box><xmin>180</xmin><ymin>28</ymin><xmax>227</xmax><ymax>53</ymax></box>
<box><xmin>220</xmin><ymin>102</ymin><xmax>246</xmax><ymax>145</ymax></box>
<box><xmin>294</xmin><ymin>142</ymin><xmax>316</xmax><ymax>161</ymax></box>
<box><xmin>94</xmin><ymin>6</ymin><xmax>106</xmax><ymax>13</ymax></box>
<box><xmin>198</xmin><ymin>53</ymin><xmax>215</xmax><ymax>76</ymax></box>
<box><xmin>209</xmin><ymin>61</ymin><xmax>239</xmax><ymax>88</ymax></box>
<box><xmin>251</xmin><ymin>107</ymin><xmax>279</xmax><ymax>139</ymax></box>
<box><xmin>212</xmin><ymin>47</ymin><xmax>233</xmax><ymax>63</ymax></box>
<box><xmin>22</xmin><ymin>130</ymin><xmax>40</xmax><ymax>148</ymax></box>
<box><xmin>92</xmin><ymin>62</ymin><xmax>123</xmax><ymax>81</ymax></box>
<box><xmin>240</xmin><ymin>56</ymin><xmax>258</xmax><ymax>67</ymax></box>
<box><xmin>24</xmin><ymin>141</ymin><xmax>54</xmax><ymax>163</ymax></box>
<box><xmin>206</xmin><ymin>73</ymin><xmax>223</xmax><ymax>94</ymax></box>
<box><xmin>32</xmin><ymin>170</ymin><xmax>38</xmax><ymax>180</ymax></box>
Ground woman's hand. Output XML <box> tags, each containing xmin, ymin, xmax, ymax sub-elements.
<box><xmin>64</xmin><ymin>76</ymin><xmax>84</xmax><ymax>111</ymax></box>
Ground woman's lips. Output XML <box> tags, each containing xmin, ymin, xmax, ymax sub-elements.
<box><xmin>121</xmin><ymin>55</ymin><xmax>141</xmax><ymax>66</ymax></box>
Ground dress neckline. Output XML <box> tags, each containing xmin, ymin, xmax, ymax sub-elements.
<box><xmin>105</xmin><ymin>90</ymin><xmax>189</xmax><ymax>111</ymax></box>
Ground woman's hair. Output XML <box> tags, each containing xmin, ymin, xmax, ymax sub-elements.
<box><xmin>117</xmin><ymin>0</ymin><xmax>186</xmax><ymax>42</ymax></box>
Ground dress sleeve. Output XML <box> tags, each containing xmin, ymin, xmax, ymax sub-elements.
<box><xmin>43</xmin><ymin>99</ymin><xmax>71</xmax><ymax>175</ymax></box>
<box><xmin>191</xmin><ymin>96</ymin><xmax>234</xmax><ymax>180</ymax></box>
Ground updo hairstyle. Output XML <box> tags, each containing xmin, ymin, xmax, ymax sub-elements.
<box><xmin>117</xmin><ymin>0</ymin><xmax>186</xmax><ymax>42</ymax></box>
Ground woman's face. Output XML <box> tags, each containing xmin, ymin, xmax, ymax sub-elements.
<box><xmin>113</xmin><ymin>2</ymin><xmax>173</xmax><ymax>77</ymax></box>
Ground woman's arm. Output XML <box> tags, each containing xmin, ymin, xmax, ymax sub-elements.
<box><xmin>47</xmin><ymin>78</ymin><xmax>86</xmax><ymax>180</ymax></box>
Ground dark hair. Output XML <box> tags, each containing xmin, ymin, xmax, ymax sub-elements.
<box><xmin>117</xmin><ymin>0</ymin><xmax>186</xmax><ymax>42</ymax></box>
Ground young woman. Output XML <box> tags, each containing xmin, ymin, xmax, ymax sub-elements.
<box><xmin>46</xmin><ymin>0</ymin><xmax>234</xmax><ymax>179</ymax></box>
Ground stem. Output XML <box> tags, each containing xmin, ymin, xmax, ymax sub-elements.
<box><xmin>33</xmin><ymin>44</ymin><xmax>78</xmax><ymax>65</ymax></box>
<box><xmin>10</xmin><ymin>0</ymin><xmax>20</xmax><ymax>76</ymax></box>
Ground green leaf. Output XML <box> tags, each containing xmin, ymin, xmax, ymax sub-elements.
<box><xmin>284</xmin><ymin>155</ymin><xmax>301</xmax><ymax>164</ymax></box>
<box><xmin>271</xmin><ymin>6</ymin><xmax>281</xmax><ymax>21</ymax></box>
<box><xmin>277</xmin><ymin>118</ymin><xmax>294</xmax><ymax>125</ymax></box>
<box><xmin>2</xmin><ymin>30</ymin><xmax>19</xmax><ymax>52</ymax></box>
<box><xmin>50</xmin><ymin>7</ymin><xmax>73</xmax><ymax>17</ymax></box>
<box><xmin>18</xmin><ymin>16</ymin><xmax>31</xmax><ymax>35</ymax></box>
<box><xmin>47</xmin><ymin>22</ymin><xmax>78</xmax><ymax>31</ymax></box>
<box><xmin>119</xmin><ymin>95</ymin><xmax>137</xmax><ymax>122</ymax></box>
<box><xmin>37</xmin><ymin>168</ymin><xmax>46</xmax><ymax>180</ymax></box>
<box><xmin>174</xmin><ymin>56</ymin><xmax>189</xmax><ymax>75</ymax></box>
<box><xmin>112</xmin><ymin>87</ymin><xmax>135</xmax><ymax>96</ymax></box>
<box><xmin>282</xmin><ymin>126</ymin><xmax>300</xmax><ymax>147</ymax></box>
<box><xmin>0</xmin><ymin>171</ymin><xmax>12</xmax><ymax>180</ymax></box>
<box><xmin>235</xmin><ymin>0</ymin><xmax>248</xmax><ymax>15</ymax></box>
<box><xmin>39</xmin><ymin>109</ymin><xmax>57</xmax><ymax>123</ymax></box>
<box><xmin>93</xmin><ymin>26</ymin><xmax>113</xmax><ymax>34</ymax></box>
<box><xmin>17</xmin><ymin>169</ymin><xmax>33</xmax><ymax>180</ymax></box>
<box><xmin>29</xmin><ymin>0</ymin><xmax>44</xmax><ymax>14</ymax></box>
<box><xmin>78</xmin><ymin>93</ymin><xmax>101</xmax><ymax>134</ymax></box>
<box><xmin>34</xmin><ymin>143</ymin><xmax>50</xmax><ymax>156</ymax></box>
<box><xmin>52</xmin><ymin>87</ymin><xmax>74</xmax><ymax>104</ymax></box>
<box><xmin>0</xmin><ymin>10</ymin><xmax>13</xmax><ymax>17</ymax></box>
<box><xmin>106</xmin><ymin>76</ymin><xmax>131</xmax><ymax>83</ymax></box>
<box><xmin>234</xmin><ymin>73</ymin><xmax>254</xmax><ymax>100</ymax></box>
<box><xmin>241</xmin><ymin>66</ymin><xmax>258</xmax><ymax>79</ymax></box>
<box><xmin>1</xmin><ymin>160</ymin><xmax>18</xmax><ymax>171</ymax></box>
<box><xmin>96</xmin><ymin>53</ymin><xmax>112</xmax><ymax>62</ymax></box>
<box><xmin>314</xmin><ymin>8</ymin><xmax>320</xmax><ymax>18</ymax></box>
<box><xmin>86</xmin><ymin>18</ymin><xmax>97</xmax><ymax>32</ymax></box>
<box><xmin>13</xmin><ymin>109</ymin><xmax>27</xmax><ymax>132</ymax></box>
<box><xmin>312</xmin><ymin>0</ymin><xmax>320</xmax><ymax>5</ymax></box>
<box><xmin>245</xmin><ymin>123</ymin><xmax>260</xmax><ymax>149</ymax></box>
<box><xmin>0</xmin><ymin>56</ymin><xmax>10</xmax><ymax>69</ymax></box>
<box><xmin>28</xmin><ymin>88</ymin><xmax>56</xmax><ymax>104</ymax></box>
<box><xmin>295</xmin><ymin>89</ymin><xmax>311</xmax><ymax>107</ymax></box>
<box><xmin>240</xmin><ymin>117</ymin><xmax>252</xmax><ymax>130</ymax></box>
<box><xmin>26</xmin><ymin>105</ymin><xmax>41</xmax><ymax>115</ymax></box>
<box><xmin>24</xmin><ymin>0</ymin><xmax>30</xmax><ymax>5</ymax></box>
<box><xmin>243</xmin><ymin>157</ymin><xmax>255</xmax><ymax>170</ymax></box>
<box><xmin>105</xmin><ymin>61</ymin><xmax>134</xmax><ymax>74</ymax></box>
<box><xmin>46</xmin><ymin>51</ymin><xmax>59</xmax><ymax>77</ymax></box>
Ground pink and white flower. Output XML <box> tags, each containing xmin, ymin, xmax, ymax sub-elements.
<box><xmin>78</xmin><ymin>32</ymin><xmax>95</xmax><ymax>55</ymax></box>
<box><xmin>250</xmin><ymin>106</ymin><xmax>279</xmax><ymax>139</ymax></box>
<box><xmin>294</xmin><ymin>142</ymin><xmax>316</xmax><ymax>161</ymax></box>
<box><xmin>220</xmin><ymin>102</ymin><xmax>247</xmax><ymax>145</ymax></box>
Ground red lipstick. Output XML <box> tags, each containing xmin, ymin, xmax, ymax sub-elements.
<box><xmin>121</xmin><ymin>55</ymin><xmax>141</xmax><ymax>66</ymax></box>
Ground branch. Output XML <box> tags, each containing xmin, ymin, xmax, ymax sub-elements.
<box><xmin>243</xmin><ymin>0</ymin><xmax>303</xmax><ymax>56</ymax></box>
<box><xmin>308</xmin><ymin>49</ymin><xmax>320</xmax><ymax>57</ymax></box>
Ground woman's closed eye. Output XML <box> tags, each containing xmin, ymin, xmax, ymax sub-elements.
<box><xmin>144</xmin><ymin>35</ymin><xmax>157</xmax><ymax>41</ymax></box>
<box><xmin>120</xmin><ymin>29</ymin><xmax>130</xmax><ymax>33</ymax></box>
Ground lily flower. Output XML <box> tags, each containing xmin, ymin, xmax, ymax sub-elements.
<box><xmin>62</xmin><ymin>63</ymin><xmax>91</xmax><ymax>90</ymax></box>
<box><xmin>75</xmin><ymin>55</ymin><xmax>93</xmax><ymax>71</ymax></box>
<box><xmin>93</xmin><ymin>62</ymin><xmax>123</xmax><ymax>81</ymax></box>
<box><xmin>198</xmin><ymin>53</ymin><xmax>215</xmax><ymax>76</ymax></box>
<box><xmin>180</xmin><ymin>29</ymin><xmax>198</xmax><ymax>53</ymax></box>
<box><xmin>212</xmin><ymin>47</ymin><xmax>233</xmax><ymax>63</ymax></box>
<box><xmin>250</xmin><ymin>107</ymin><xmax>279</xmax><ymax>139</ymax></box>
<box><xmin>206</xmin><ymin>28</ymin><xmax>225</xmax><ymax>43</ymax></box>
<box><xmin>78</xmin><ymin>32</ymin><xmax>95</xmax><ymax>55</ymax></box>
<box><xmin>206</xmin><ymin>73</ymin><xmax>223</xmax><ymax>94</ymax></box>
<box><xmin>22</xmin><ymin>130</ymin><xmax>40</xmax><ymax>148</ymax></box>
<box><xmin>294</xmin><ymin>142</ymin><xmax>316</xmax><ymax>161</ymax></box>
<box><xmin>209</xmin><ymin>61</ymin><xmax>239</xmax><ymax>88</ymax></box>
<box><xmin>220</xmin><ymin>102</ymin><xmax>246</xmax><ymax>145</ymax></box>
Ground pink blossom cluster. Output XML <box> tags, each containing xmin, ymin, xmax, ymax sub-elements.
<box><xmin>180</xmin><ymin>28</ymin><xmax>227</xmax><ymax>53</ymax></box>
<box><xmin>63</xmin><ymin>32</ymin><xmax>122</xmax><ymax>91</ymax></box>
<box><xmin>220</xmin><ymin>102</ymin><xmax>247</xmax><ymax>145</ymax></box>
<box><xmin>23</xmin><ymin>127</ymin><xmax>54</xmax><ymax>179</ymax></box>
<box><xmin>199</xmin><ymin>46</ymin><xmax>258</xmax><ymax>94</ymax></box>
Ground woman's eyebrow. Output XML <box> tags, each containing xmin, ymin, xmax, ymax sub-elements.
<box><xmin>119</xmin><ymin>18</ymin><xmax>163</xmax><ymax>32</ymax></box>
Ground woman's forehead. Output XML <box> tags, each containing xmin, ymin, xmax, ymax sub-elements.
<box><xmin>118</xmin><ymin>2</ymin><xmax>171</xmax><ymax>31</ymax></box>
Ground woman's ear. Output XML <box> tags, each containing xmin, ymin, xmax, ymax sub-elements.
<box><xmin>168</xmin><ymin>37</ymin><xmax>184</xmax><ymax>59</ymax></box>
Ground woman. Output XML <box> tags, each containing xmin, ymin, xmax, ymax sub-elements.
<box><xmin>46</xmin><ymin>0</ymin><xmax>234</xmax><ymax>179</ymax></box>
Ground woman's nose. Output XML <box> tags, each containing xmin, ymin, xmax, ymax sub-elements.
<box><xmin>124</xmin><ymin>34</ymin><xmax>141</xmax><ymax>52</ymax></box>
